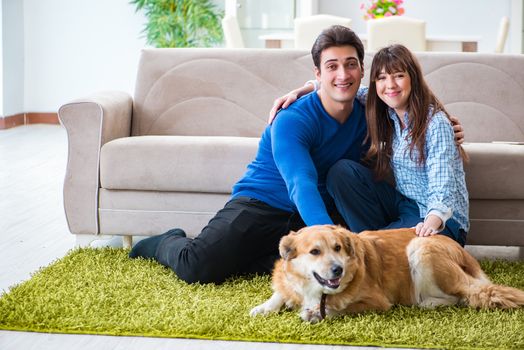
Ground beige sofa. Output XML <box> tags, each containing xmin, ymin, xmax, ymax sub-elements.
<box><xmin>58</xmin><ymin>48</ymin><xmax>524</xmax><ymax>248</ymax></box>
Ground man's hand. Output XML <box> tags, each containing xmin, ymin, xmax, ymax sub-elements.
<box><xmin>415</xmin><ymin>215</ymin><xmax>442</xmax><ymax>237</ymax></box>
<box><xmin>268</xmin><ymin>83</ymin><xmax>316</xmax><ymax>124</ymax></box>
<box><xmin>450</xmin><ymin>116</ymin><xmax>465</xmax><ymax>145</ymax></box>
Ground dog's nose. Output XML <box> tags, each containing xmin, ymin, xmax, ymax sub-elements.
<box><xmin>331</xmin><ymin>264</ymin><xmax>343</xmax><ymax>277</ymax></box>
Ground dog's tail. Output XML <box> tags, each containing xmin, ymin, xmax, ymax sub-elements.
<box><xmin>465</xmin><ymin>283</ymin><xmax>524</xmax><ymax>309</ymax></box>
<box><xmin>457</xmin><ymin>247</ymin><xmax>524</xmax><ymax>309</ymax></box>
<box><xmin>454</xmin><ymin>249</ymin><xmax>524</xmax><ymax>309</ymax></box>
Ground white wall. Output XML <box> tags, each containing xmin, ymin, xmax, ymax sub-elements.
<box><xmin>319</xmin><ymin>0</ymin><xmax>516</xmax><ymax>54</ymax></box>
<box><xmin>511</xmin><ymin>0</ymin><xmax>524</xmax><ymax>52</ymax></box>
<box><xmin>0</xmin><ymin>1</ymin><xmax>3</xmax><ymax>115</ymax></box>
<box><xmin>2</xmin><ymin>0</ymin><xmax>25</xmax><ymax>116</ymax></box>
<box><xmin>23</xmin><ymin>0</ymin><xmax>147</xmax><ymax>112</ymax></box>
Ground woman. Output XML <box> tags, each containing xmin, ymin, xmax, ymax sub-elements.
<box><xmin>272</xmin><ymin>44</ymin><xmax>469</xmax><ymax>245</ymax></box>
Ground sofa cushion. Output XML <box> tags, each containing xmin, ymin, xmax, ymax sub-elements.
<box><xmin>101</xmin><ymin>139</ymin><xmax>524</xmax><ymax>199</ymax></box>
<box><xmin>100</xmin><ymin>135</ymin><xmax>259</xmax><ymax>193</ymax></box>
<box><xmin>463</xmin><ymin>142</ymin><xmax>524</xmax><ymax>199</ymax></box>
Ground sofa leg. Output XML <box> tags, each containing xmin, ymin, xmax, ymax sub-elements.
<box><xmin>123</xmin><ymin>236</ymin><xmax>133</xmax><ymax>249</ymax></box>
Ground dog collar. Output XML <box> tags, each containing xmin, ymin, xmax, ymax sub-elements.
<box><xmin>320</xmin><ymin>293</ymin><xmax>327</xmax><ymax>320</ymax></box>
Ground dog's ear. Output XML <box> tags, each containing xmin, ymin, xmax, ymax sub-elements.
<box><xmin>343</xmin><ymin>234</ymin><xmax>355</xmax><ymax>258</ymax></box>
<box><xmin>329</xmin><ymin>225</ymin><xmax>356</xmax><ymax>257</ymax></box>
<box><xmin>279</xmin><ymin>234</ymin><xmax>297</xmax><ymax>260</ymax></box>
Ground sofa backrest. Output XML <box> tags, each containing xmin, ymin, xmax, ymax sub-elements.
<box><xmin>133</xmin><ymin>48</ymin><xmax>524</xmax><ymax>143</ymax></box>
<box><xmin>132</xmin><ymin>48</ymin><xmax>314</xmax><ymax>137</ymax></box>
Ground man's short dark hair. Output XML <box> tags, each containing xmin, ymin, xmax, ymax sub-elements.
<box><xmin>311</xmin><ymin>25</ymin><xmax>365</xmax><ymax>70</ymax></box>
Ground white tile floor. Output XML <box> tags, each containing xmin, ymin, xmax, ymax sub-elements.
<box><xmin>0</xmin><ymin>124</ymin><xmax>520</xmax><ymax>350</ymax></box>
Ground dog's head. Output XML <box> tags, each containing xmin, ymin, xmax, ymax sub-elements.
<box><xmin>279</xmin><ymin>225</ymin><xmax>359</xmax><ymax>295</ymax></box>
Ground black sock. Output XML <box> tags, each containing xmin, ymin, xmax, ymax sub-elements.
<box><xmin>129</xmin><ymin>228</ymin><xmax>186</xmax><ymax>259</ymax></box>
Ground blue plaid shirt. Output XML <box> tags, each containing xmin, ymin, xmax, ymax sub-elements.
<box><xmin>389</xmin><ymin>108</ymin><xmax>469</xmax><ymax>232</ymax></box>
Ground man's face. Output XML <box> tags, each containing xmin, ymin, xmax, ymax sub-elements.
<box><xmin>315</xmin><ymin>45</ymin><xmax>364</xmax><ymax>107</ymax></box>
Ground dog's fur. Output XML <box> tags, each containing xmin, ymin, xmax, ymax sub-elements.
<box><xmin>250</xmin><ymin>225</ymin><xmax>524</xmax><ymax>322</ymax></box>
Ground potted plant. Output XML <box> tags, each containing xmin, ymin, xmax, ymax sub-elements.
<box><xmin>131</xmin><ymin>0</ymin><xmax>224</xmax><ymax>48</ymax></box>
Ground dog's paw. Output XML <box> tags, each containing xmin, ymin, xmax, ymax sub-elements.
<box><xmin>250</xmin><ymin>293</ymin><xmax>285</xmax><ymax>317</ymax></box>
<box><xmin>249</xmin><ymin>304</ymin><xmax>272</xmax><ymax>317</ymax></box>
<box><xmin>300</xmin><ymin>307</ymin><xmax>323</xmax><ymax>323</ymax></box>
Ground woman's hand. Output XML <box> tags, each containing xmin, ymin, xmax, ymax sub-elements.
<box><xmin>268</xmin><ymin>91</ymin><xmax>299</xmax><ymax>124</ymax></box>
<box><xmin>268</xmin><ymin>82</ymin><xmax>316</xmax><ymax>124</ymax></box>
<box><xmin>415</xmin><ymin>215</ymin><xmax>443</xmax><ymax>237</ymax></box>
<box><xmin>450</xmin><ymin>115</ymin><xmax>465</xmax><ymax>145</ymax></box>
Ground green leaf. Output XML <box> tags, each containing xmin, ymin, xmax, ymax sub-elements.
<box><xmin>131</xmin><ymin>0</ymin><xmax>223</xmax><ymax>48</ymax></box>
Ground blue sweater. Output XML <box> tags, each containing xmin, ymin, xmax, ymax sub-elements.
<box><xmin>231</xmin><ymin>92</ymin><xmax>367</xmax><ymax>225</ymax></box>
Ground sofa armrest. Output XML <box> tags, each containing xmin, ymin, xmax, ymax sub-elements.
<box><xmin>58</xmin><ymin>91</ymin><xmax>133</xmax><ymax>235</ymax></box>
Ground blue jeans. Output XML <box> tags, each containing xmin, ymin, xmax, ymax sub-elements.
<box><xmin>326</xmin><ymin>159</ymin><xmax>466</xmax><ymax>246</ymax></box>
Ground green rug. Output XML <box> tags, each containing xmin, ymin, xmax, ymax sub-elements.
<box><xmin>1</xmin><ymin>248</ymin><xmax>523</xmax><ymax>349</ymax></box>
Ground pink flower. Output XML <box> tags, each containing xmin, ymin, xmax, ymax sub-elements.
<box><xmin>361</xmin><ymin>0</ymin><xmax>405</xmax><ymax>20</ymax></box>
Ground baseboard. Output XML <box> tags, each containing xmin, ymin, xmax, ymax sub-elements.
<box><xmin>0</xmin><ymin>113</ymin><xmax>25</xmax><ymax>129</ymax></box>
<box><xmin>0</xmin><ymin>112</ymin><xmax>59</xmax><ymax>130</ymax></box>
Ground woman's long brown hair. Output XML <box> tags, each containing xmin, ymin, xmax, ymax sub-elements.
<box><xmin>365</xmin><ymin>44</ymin><xmax>467</xmax><ymax>180</ymax></box>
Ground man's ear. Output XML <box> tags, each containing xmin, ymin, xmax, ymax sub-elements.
<box><xmin>279</xmin><ymin>234</ymin><xmax>297</xmax><ymax>260</ymax></box>
<box><xmin>314</xmin><ymin>66</ymin><xmax>321</xmax><ymax>82</ymax></box>
<box><xmin>361</xmin><ymin>62</ymin><xmax>365</xmax><ymax>78</ymax></box>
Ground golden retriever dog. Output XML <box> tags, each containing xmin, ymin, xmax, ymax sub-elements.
<box><xmin>250</xmin><ymin>225</ymin><xmax>524</xmax><ymax>323</ymax></box>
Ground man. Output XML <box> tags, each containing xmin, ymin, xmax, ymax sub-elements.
<box><xmin>129</xmin><ymin>25</ymin><xmax>368</xmax><ymax>284</ymax></box>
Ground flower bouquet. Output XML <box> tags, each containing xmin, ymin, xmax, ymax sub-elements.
<box><xmin>360</xmin><ymin>0</ymin><xmax>405</xmax><ymax>20</ymax></box>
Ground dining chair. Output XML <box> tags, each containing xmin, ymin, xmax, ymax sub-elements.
<box><xmin>367</xmin><ymin>16</ymin><xmax>426</xmax><ymax>52</ymax></box>
<box><xmin>222</xmin><ymin>15</ymin><xmax>245</xmax><ymax>48</ymax></box>
<box><xmin>494</xmin><ymin>16</ymin><xmax>510</xmax><ymax>53</ymax></box>
<box><xmin>294</xmin><ymin>14</ymin><xmax>352</xmax><ymax>49</ymax></box>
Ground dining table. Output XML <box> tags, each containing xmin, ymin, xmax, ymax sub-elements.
<box><xmin>258</xmin><ymin>32</ymin><xmax>481</xmax><ymax>52</ymax></box>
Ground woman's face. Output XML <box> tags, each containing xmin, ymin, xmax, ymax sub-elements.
<box><xmin>375</xmin><ymin>68</ymin><xmax>412</xmax><ymax>117</ymax></box>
